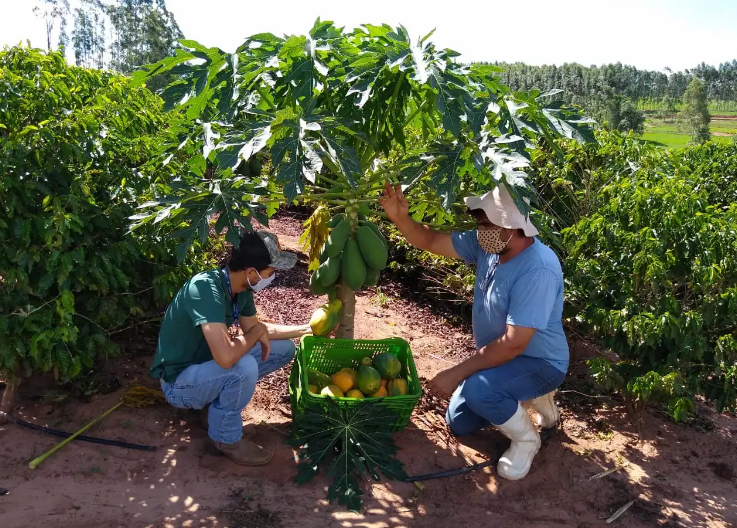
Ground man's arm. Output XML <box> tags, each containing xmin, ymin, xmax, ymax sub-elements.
<box><xmin>240</xmin><ymin>315</ymin><xmax>311</xmax><ymax>340</ymax></box>
<box><xmin>452</xmin><ymin>325</ymin><xmax>535</xmax><ymax>380</ymax></box>
<box><xmin>427</xmin><ymin>325</ymin><xmax>536</xmax><ymax>399</ymax></box>
<box><xmin>380</xmin><ymin>182</ymin><xmax>460</xmax><ymax>259</ymax></box>
<box><xmin>201</xmin><ymin>321</ymin><xmax>269</xmax><ymax>369</ymax></box>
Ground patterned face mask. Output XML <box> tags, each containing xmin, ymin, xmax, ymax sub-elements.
<box><xmin>477</xmin><ymin>227</ymin><xmax>513</xmax><ymax>254</ymax></box>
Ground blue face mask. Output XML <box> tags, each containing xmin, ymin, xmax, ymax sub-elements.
<box><xmin>248</xmin><ymin>270</ymin><xmax>275</xmax><ymax>292</ymax></box>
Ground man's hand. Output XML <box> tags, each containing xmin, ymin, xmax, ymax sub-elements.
<box><xmin>427</xmin><ymin>368</ymin><xmax>463</xmax><ymax>400</ymax></box>
<box><xmin>242</xmin><ymin>322</ymin><xmax>270</xmax><ymax>361</ymax></box>
<box><xmin>379</xmin><ymin>181</ymin><xmax>409</xmax><ymax>224</ymax></box>
<box><xmin>258</xmin><ymin>332</ymin><xmax>271</xmax><ymax>362</ymax></box>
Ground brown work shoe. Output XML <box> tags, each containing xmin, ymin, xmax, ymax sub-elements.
<box><xmin>213</xmin><ymin>438</ymin><xmax>273</xmax><ymax>466</ymax></box>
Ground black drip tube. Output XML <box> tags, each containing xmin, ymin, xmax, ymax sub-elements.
<box><xmin>12</xmin><ymin>416</ymin><xmax>157</xmax><ymax>451</ymax></box>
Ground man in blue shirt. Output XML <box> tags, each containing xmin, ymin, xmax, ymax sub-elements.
<box><xmin>380</xmin><ymin>182</ymin><xmax>568</xmax><ymax>481</ymax></box>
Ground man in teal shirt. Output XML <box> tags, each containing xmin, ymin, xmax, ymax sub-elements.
<box><xmin>381</xmin><ymin>182</ymin><xmax>567</xmax><ymax>481</ymax></box>
<box><xmin>150</xmin><ymin>230</ymin><xmax>314</xmax><ymax>465</ymax></box>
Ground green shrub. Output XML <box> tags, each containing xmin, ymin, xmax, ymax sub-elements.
<box><xmin>555</xmin><ymin>136</ymin><xmax>737</xmax><ymax>416</ymax></box>
<box><xmin>0</xmin><ymin>46</ymin><xmax>199</xmax><ymax>383</ymax></box>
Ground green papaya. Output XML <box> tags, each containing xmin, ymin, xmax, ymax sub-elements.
<box><xmin>307</xmin><ymin>368</ymin><xmax>332</xmax><ymax>390</ymax></box>
<box><xmin>359</xmin><ymin>202</ymin><xmax>371</xmax><ymax>219</ymax></box>
<box><xmin>356</xmin><ymin>225</ymin><xmax>388</xmax><ymax>270</ymax></box>
<box><xmin>318</xmin><ymin>242</ymin><xmax>329</xmax><ymax>263</ymax></box>
<box><xmin>327</xmin><ymin>213</ymin><xmax>345</xmax><ymax>228</ymax></box>
<box><xmin>309</xmin><ymin>300</ymin><xmax>343</xmax><ymax>336</ymax></box>
<box><xmin>248</xmin><ymin>156</ymin><xmax>262</xmax><ymax>176</ymax></box>
<box><xmin>318</xmin><ymin>255</ymin><xmax>342</xmax><ymax>287</ymax></box>
<box><xmin>235</xmin><ymin>160</ymin><xmax>251</xmax><ymax>177</ymax></box>
<box><xmin>341</xmin><ymin>238</ymin><xmax>366</xmax><ymax>290</ymax></box>
<box><xmin>309</xmin><ymin>271</ymin><xmax>331</xmax><ymax>295</ymax></box>
<box><xmin>364</xmin><ymin>266</ymin><xmax>380</xmax><ymax>287</ymax></box>
<box><xmin>328</xmin><ymin>287</ymin><xmax>339</xmax><ymax>302</ymax></box>
<box><xmin>326</xmin><ymin>219</ymin><xmax>351</xmax><ymax>258</ymax></box>
<box><xmin>359</xmin><ymin>220</ymin><xmax>388</xmax><ymax>250</ymax></box>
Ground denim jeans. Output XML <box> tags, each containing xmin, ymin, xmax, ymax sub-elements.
<box><xmin>446</xmin><ymin>355</ymin><xmax>566</xmax><ymax>434</ymax></box>
<box><xmin>160</xmin><ymin>340</ymin><xmax>295</xmax><ymax>444</ymax></box>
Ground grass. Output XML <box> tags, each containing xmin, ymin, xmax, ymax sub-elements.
<box><xmin>640</xmin><ymin>117</ymin><xmax>737</xmax><ymax>149</ymax></box>
<box><xmin>637</xmin><ymin>99</ymin><xmax>737</xmax><ymax>115</ymax></box>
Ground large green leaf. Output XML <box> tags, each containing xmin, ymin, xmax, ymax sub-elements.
<box><xmin>288</xmin><ymin>399</ymin><xmax>407</xmax><ymax>512</ymax></box>
<box><xmin>130</xmin><ymin>21</ymin><xmax>596</xmax><ymax>260</ymax></box>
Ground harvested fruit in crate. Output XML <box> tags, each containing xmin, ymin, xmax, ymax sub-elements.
<box><xmin>373</xmin><ymin>352</ymin><xmax>401</xmax><ymax>379</ymax></box>
<box><xmin>307</xmin><ymin>369</ymin><xmax>331</xmax><ymax>390</ymax></box>
<box><xmin>321</xmin><ymin>385</ymin><xmax>344</xmax><ymax>398</ymax></box>
<box><xmin>369</xmin><ymin>386</ymin><xmax>388</xmax><ymax>398</ymax></box>
<box><xmin>330</xmin><ymin>368</ymin><xmax>357</xmax><ymax>394</ymax></box>
<box><xmin>303</xmin><ymin>352</ymin><xmax>410</xmax><ymax>400</ymax></box>
<box><xmin>387</xmin><ymin>378</ymin><xmax>408</xmax><ymax>396</ymax></box>
<box><xmin>357</xmin><ymin>365</ymin><xmax>382</xmax><ymax>395</ymax></box>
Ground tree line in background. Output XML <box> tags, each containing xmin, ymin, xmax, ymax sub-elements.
<box><xmin>491</xmin><ymin>60</ymin><xmax>737</xmax><ymax>112</ymax></box>
<box><xmin>486</xmin><ymin>61</ymin><xmax>736</xmax><ymax>140</ymax></box>
<box><xmin>32</xmin><ymin>0</ymin><xmax>181</xmax><ymax>88</ymax></box>
<box><xmin>31</xmin><ymin>0</ymin><xmax>732</xmax><ymax>138</ymax></box>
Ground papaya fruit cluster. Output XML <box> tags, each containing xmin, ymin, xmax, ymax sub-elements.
<box><xmin>309</xmin><ymin>208</ymin><xmax>389</xmax><ymax>297</ymax></box>
<box><xmin>306</xmin><ymin>352</ymin><xmax>409</xmax><ymax>399</ymax></box>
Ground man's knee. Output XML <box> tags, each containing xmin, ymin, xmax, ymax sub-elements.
<box><xmin>462</xmin><ymin>373</ymin><xmax>506</xmax><ymax>415</ymax></box>
<box><xmin>446</xmin><ymin>407</ymin><xmax>481</xmax><ymax>436</ymax></box>
<box><xmin>271</xmin><ymin>339</ymin><xmax>296</xmax><ymax>366</ymax></box>
<box><xmin>230</xmin><ymin>353</ymin><xmax>258</xmax><ymax>382</ymax></box>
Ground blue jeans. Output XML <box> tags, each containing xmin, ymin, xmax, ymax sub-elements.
<box><xmin>446</xmin><ymin>355</ymin><xmax>566</xmax><ymax>435</ymax></box>
<box><xmin>160</xmin><ymin>340</ymin><xmax>295</xmax><ymax>444</ymax></box>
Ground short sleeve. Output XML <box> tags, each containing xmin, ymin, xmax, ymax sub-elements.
<box><xmin>451</xmin><ymin>230</ymin><xmax>481</xmax><ymax>264</ymax></box>
<box><xmin>185</xmin><ymin>277</ymin><xmax>226</xmax><ymax>327</ymax></box>
<box><xmin>238</xmin><ymin>291</ymin><xmax>257</xmax><ymax>317</ymax></box>
<box><xmin>506</xmin><ymin>268</ymin><xmax>561</xmax><ymax>330</ymax></box>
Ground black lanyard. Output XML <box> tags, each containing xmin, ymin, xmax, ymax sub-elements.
<box><xmin>221</xmin><ymin>267</ymin><xmax>240</xmax><ymax>327</ymax></box>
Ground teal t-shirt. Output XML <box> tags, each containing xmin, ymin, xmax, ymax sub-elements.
<box><xmin>149</xmin><ymin>269</ymin><xmax>257</xmax><ymax>383</ymax></box>
<box><xmin>451</xmin><ymin>232</ymin><xmax>569</xmax><ymax>372</ymax></box>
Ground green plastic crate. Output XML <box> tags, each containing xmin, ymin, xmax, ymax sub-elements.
<box><xmin>289</xmin><ymin>336</ymin><xmax>422</xmax><ymax>432</ymax></box>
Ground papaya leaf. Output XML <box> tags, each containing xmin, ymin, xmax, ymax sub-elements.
<box><xmin>288</xmin><ymin>399</ymin><xmax>407</xmax><ymax>512</ymax></box>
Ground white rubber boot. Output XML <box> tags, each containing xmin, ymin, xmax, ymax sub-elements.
<box><xmin>495</xmin><ymin>403</ymin><xmax>542</xmax><ymax>481</ymax></box>
<box><xmin>529</xmin><ymin>390</ymin><xmax>560</xmax><ymax>428</ymax></box>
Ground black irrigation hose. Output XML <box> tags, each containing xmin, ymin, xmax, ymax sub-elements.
<box><xmin>405</xmin><ymin>459</ymin><xmax>495</xmax><ymax>482</ymax></box>
<box><xmin>404</xmin><ymin>427</ymin><xmax>558</xmax><ymax>482</ymax></box>
<box><xmin>12</xmin><ymin>417</ymin><xmax>157</xmax><ymax>451</ymax></box>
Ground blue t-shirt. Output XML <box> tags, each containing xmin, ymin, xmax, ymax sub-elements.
<box><xmin>451</xmin><ymin>231</ymin><xmax>569</xmax><ymax>372</ymax></box>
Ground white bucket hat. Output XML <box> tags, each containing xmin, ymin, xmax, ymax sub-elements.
<box><xmin>463</xmin><ymin>185</ymin><xmax>539</xmax><ymax>237</ymax></box>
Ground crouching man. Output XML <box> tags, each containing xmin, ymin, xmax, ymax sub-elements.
<box><xmin>150</xmin><ymin>231</ymin><xmax>312</xmax><ymax>465</ymax></box>
<box><xmin>381</xmin><ymin>182</ymin><xmax>567</xmax><ymax>480</ymax></box>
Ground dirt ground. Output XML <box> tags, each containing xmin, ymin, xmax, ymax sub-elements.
<box><xmin>1</xmin><ymin>214</ymin><xmax>736</xmax><ymax>528</ymax></box>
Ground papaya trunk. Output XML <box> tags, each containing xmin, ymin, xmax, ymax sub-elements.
<box><xmin>335</xmin><ymin>282</ymin><xmax>355</xmax><ymax>339</ymax></box>
<box><xmin>0</xmin><ymin>372</ymin><xmax>20</xmax><ymax>424</ymax></box>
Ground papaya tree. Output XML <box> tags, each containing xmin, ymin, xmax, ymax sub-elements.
<box><xmin>130</xmin><ymin>20</ymin><xmax>594</xmax><ymax>338</ymax></box>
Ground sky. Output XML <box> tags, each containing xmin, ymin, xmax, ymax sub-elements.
<box><xmin>2</xmin><ymin>0</ymin><xmax>737</xmax><ymax>72</ymax></box>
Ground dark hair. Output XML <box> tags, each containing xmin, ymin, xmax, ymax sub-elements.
<box><xmin>228</xmin><ymin>231</ymin><xmax>271</xmax><ymax>272</ymax></box>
